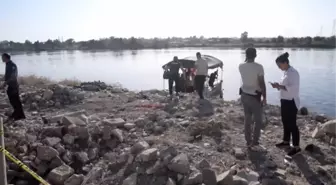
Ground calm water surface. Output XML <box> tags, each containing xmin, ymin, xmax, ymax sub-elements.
<box><xmin>3</xmin><ymin>48</ymin><xmax>336</xmax><ymax>116</ymax></box>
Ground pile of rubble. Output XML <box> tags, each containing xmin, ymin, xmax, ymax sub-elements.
<box><xmin>312</xmin><ymin>118</ymin><xmax>336</xmax><ymax>145</ymax></box>
<box><xmin>4</xmin><ymin>112</ymin><xmax>288</xmax><ymax>185</ymax></box>
<box><xmin>2</xmin><ymin>81</ymin><xmax>335</xmax><ymax>185</ymax></box>
<box><xmin>20</xmin><ymin>84</ymin><xmax>86</xmax><ymax>109</ymax></box>
<box><xmin>77</xmin><ymin>81</ymin><xmax>127</xmax><ymax>93</ymax></box>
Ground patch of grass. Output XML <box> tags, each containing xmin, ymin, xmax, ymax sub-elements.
<box><xmin>17</xmin><ymin>75</ymin><xmax>81</xmax><ymax>87</ymax></box>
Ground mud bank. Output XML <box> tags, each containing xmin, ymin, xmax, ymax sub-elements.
<box><xmin>1</xmin><ymin>79</ymin><xmax>335</xmax><ymax>185</ymax></box>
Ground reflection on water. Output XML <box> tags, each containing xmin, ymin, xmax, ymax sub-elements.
<box><xmin>3</xmin><ymin>48</ymin><xmax>336</xmax><ymax>116</ymax></box>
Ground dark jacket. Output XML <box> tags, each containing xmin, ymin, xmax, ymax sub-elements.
<box><xmin>5</xmin><ymin>60</ymin><xmax>19</xmax><ymax>88</ymax></box>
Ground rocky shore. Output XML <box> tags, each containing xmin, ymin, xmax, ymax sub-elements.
<box><xmin>1</xmin><ymin>78</ymin><xmax>335</xmax><ymax>185</ymax></box>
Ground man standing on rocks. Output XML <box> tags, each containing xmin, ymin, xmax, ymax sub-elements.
<box><xmin>238</xmin><ymin>48</ymin><xmax>266</xmax><ymax>147</ymax></box>
<box><xmin>164</xmin><ymin>56</ymin><xmax>183</xmax><ymax>98</ymax></box>
<box><xmin>194</xmin><ymin>52</ymin><xmax>208</xmax><ymax>99</ymax></box>
<box><xmin>1</xmin><ymin>53</ymin><xmax>26</xmax><ymax>122</ymax></box>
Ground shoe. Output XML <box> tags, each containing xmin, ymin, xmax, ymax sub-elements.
<box><xmin>287</xmin><ymin>147</ymin><xmax>301</xmax><ymax>157</ymax></box>
<box><xmin>275</xmin><ymin>142</ymin><xmax>290</xmax><ymax>148</ymax></box>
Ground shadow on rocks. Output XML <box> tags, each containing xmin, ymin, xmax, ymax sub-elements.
<box><xmin>247</xmin><ymin>149</ymin><xmax>269</xmax><ymax>172</ymax></box>
<box><xmin>197</xmin><ymin>99</ymin><xmax>214</xmax><ymax>117</ymax></box>
<box><xmin>305</xmin><ymin>144</ymin><xmax>334</xmax><ymax>165</ymax></box>
<box><xmin>292</xmin><ymin>155</ymin><xmax>324</xmax><ymax>185</ymax></box>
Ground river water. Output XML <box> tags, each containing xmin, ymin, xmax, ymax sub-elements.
<box><xmin>3</xmin><ymin>48</ymin><xmax>336</xmax><ymax>116</ymax></box>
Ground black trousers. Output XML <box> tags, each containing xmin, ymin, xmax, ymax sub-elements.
<box><xmin>7</xmin><ymin>86</ymin><xmax>25</xmax><ymax>120</ymax></box>
<box><xmin>280</xmin><ymin>99</ymin><xmax>299</xmax><ymax>146</ymax></box>
<box><xmin>168</xmin><ymin>74</ymin><xmax>179</xmax><ymax>95</ymax></box>
<box><xmin>195</xmin><ymin>75</ymin><xmax>206</xmax><ymax>99</ymax></box>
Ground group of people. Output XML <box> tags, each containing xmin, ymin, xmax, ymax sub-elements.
<box><xmin>164</xmin><ymin>49</ymin><xmax>301</xmax><ymax>157</ymax></box>
<box><xmin>163</xmin><ymin>52</ymin><xmax>218</xmax><ymax>99</ymax></box>
<box><xmin>239</xmin><ymin>48</ymin><xmax>301</xmax><ymax>157</ymax></box>
<box><xmin>163</xmin><ymin>52</ymin><xmax>214</xmax><ymax>99</ymax></box>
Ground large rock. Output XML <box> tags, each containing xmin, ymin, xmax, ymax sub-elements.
<box><xmin>43</xmin><ymin>89</ymin><xmax>54</xmax><ymax>100</ymax></box>
<box><xmin>103</xmin><ymin>118</ymin><xmax>126</xmax><ymax>127</ymax></box>
<box><xmin>62</xmin><ymin>116</ymin><xmax>86</xmax><ymax>126</ymax></box>
<box><xmin>122</xmin><ymin>173</ymin><xmax>137</xmax><ymax>185</ymax></box>
<box><xmin>312</xmin><ymin>126</ymin><xmax>324</xmax><ymax>138</ymax></box>
<box><xmin>64</xmin><ymin>174</ymin><xmax>84</xmax><ymax>185</ymax></box>
<box><xmin>44</xmin><ymin>137</ymin><xmax>61</xmax><ymax>147</ymax></box>
<box><xmin>236</xmin><ymin>170</ymin><xmax>259</xmax><ymax>182</ymax></box>
<box><xmin>166</xmin><ymin>178</ymin><xmax>176</xmax><ymax>185</ymax></box>
<box><xmin>168</xmin><ymin>153</ymin><xmax>190</xmax><ymax>174</ymax></box>
<box><xmin>68</xmin><ymin>124</ymin><xmax>90</xmax><ymax>140</ymax></box>
<box><xmin>183</xmin><ymin>171</ymin><xmax>203</xmax><ymax>185</ymax></box>
<box><xmin>63</xmin><ymin>134</ymin><xmax>75</xmax><ymax>145</ymax></box>
<box><xmin>202</xmin><ymin>168</ymin><xmax>217</xmax><ymax>185</ymax></box>
<box><xmin>124</xmin><ymin>123</ymin><xmax>136</xmax><ymax>130</ymax></box>
<box><xmin>197</xmin><ymin>159</ymin><xmax>211</xmax><ymax>170</ymax></box>
<box><xmin>49</xmin><ymin>156</ymin><xmax>64</xmax><ymax>169</ymax></box>
<box><xmin>299</xmin><ymin>107</ymin><xmax>308</xmax><ymax>115</ymax></box>
<box><xmin>233</xmin><ymin>148</ymin><xmax>245</xmax><ymax>159</ymax></box>
<box><xmin>320</xmin><ymin>119</ymin><xmax>336</xmax><ymax>136</ymax></box>
<box><xmin>217</xmin><ymin>170</ymin><xmax>234</xmax><ymax>185</ymax></box>
<box><xmin>37</xmin><ymin>146</ymin><xmax>59</xmax><ymax>161</ymax></box>
<box><xmin>232</xmin><ymin>175</ymin><xmax>248</xmax><ymax>185</ymax></box>
<box><xmin>47</xmin><ymin>164</ymin><xmax>74</xmax><ymax>185</ymax></box>
<box><xmin>75</xmin><ymin>152</ymin><xmax>89</xmax><ymax>164</ymax></box>
<box><xmin>41</xmin><ymin>126</ymin><xmax>63</xmax><ymax>138</ymax></box>
<box><xmin>131</xmin><ymin>141</ymin><xmax>150</xmax><ymax>155</ymax></box>
<box><xmin>49</xmin><ymin>110</ymin><xmax>86</xmax><ymax>123</ymax></box>
<box><xmin>315</xmin><ymin>114</ymin><xmax>327</xmax><ymax>123</ymax></box>
<box><xmin>111</xmin><ymin>129</ymin><xmax>124</xmax><ymax>142</ymax></box>
<box><xmin>137</xmin><ymin>148</ymin><xmax>158</xmax><ymax>162</ymax></box>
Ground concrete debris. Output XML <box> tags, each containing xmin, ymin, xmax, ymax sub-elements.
<box><xmin>47</xmin><ymin>164</ymin><xmax>74</xmax><ymax>185</ymax></box>
<box><xmin>1</xmin><ymin>80</ymin><xmax>334</xmax><ymax>185</ymax></box>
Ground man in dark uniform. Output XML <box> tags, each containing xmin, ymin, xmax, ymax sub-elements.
<box><xmin>164</xmin><ymin>56</ymin><xmax>183</xmax><ymax>98</ymax></box>
<box><xmin>1</xmin><ymin>53</ymin><xmax>25</xmax><ymax>121</ymax></box>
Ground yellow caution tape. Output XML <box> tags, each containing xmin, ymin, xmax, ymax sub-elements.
<box><xmin>0</xmin><ymin>129</ymin><xmax>51</xmax><ymax>185</ymax></box>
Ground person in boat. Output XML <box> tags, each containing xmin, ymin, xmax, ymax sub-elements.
<box><xmin>208</xmin><ymin>70</ymin><xmax>218</xmax><ymax>89</ymax></box>
<box><xmin>238</xmin><ymin>48</ymin><xmax>266</xmax><ymax>148</ymax></box>
<box><xmin>163</xmin><ymin>56</ymin><xmax>182</xmax><ymax>97</ymax></box>
<box><xmin>1</xmin><ymin>53</ymin><xmax>26</xmax><ymax>122</ymax></box>
<box><xmin>194</xmin><ymin>52</ymin><xmax>208</xmax><ymax>99</ymax></box>
<box><xmin>270</xmin><ymin>52</ymin><xmax>301</xmax><ymax>157</ymax></box>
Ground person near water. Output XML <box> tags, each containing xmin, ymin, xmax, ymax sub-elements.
<box><xmin>194</xmin><ymin>52</ymin><xmax>208</xmax><ymax>99</ymax></box>
<box><xmin>164</xmin><ymin>56</ymin><xmax>182</xmax><ymax>97</ymax></box>
<box><xmin>1</xmin><ymin>53</ymin><xmax>26</xmax><ymax>121</ymax></box>
<box><xmin>208</xmin><ymin>70</ymin><xmax>218</xmax><ymax>88</ymax></box>
<box><xmin>238</xmin><ymin>47</ymin><xmax>266</xmax><ymax>148</ymax></box>
<box><xmin>270</xmin><ymin>52</ymin><xmax>301</xmax><ymax>157</ymax></box>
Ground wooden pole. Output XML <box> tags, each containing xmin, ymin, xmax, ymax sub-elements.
<box><xmin>0</xmin><ymin>117</ymin><xmax>7</xmax><ymax>185</ymax></box>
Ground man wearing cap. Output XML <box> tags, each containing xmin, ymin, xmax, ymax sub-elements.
<box><xmin>238</xmin><ymin>48</ymin><xmax>266</xmax><ymax>148</ymax></box>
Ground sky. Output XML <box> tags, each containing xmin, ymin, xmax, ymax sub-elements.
<box><xmin>0</xmin><ymin>0</ymin><xmax>335</xmax><ymax>42</ymax></box>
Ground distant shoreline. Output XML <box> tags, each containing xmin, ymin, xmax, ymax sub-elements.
<box><xmin>1</xmin><ymin>35</ymin><xmax>335</xmax><ymax>52</ymax></box>
<box><xmin>2</xmin><ymin>43</ymin><xmax>335</xmax><ymax>53</ymax></box>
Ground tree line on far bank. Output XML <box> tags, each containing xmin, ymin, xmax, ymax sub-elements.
<box><xmin>1</xmin><ymin>32</ymin><xmax>335</xmax><ymax>52</ymax></box>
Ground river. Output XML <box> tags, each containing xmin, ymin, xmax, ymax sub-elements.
<box><xmin>3</xmin><ymin>48</ymin><xmax>336</xmax><ymax>116</ymax></box>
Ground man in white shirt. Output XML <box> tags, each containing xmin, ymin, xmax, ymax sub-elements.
<box><xmin>239</xmin><ymin>48</ymin><xmax>266</xmax><ymax>147</ymax></box>
<box><xmin>195</xmin><ymin>52</ymin><xmax>208</xmax><ymax>99</ymax></box>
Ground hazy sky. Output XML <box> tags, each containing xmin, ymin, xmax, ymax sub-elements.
<box><xmin>1</xmin><ymin>0</ymin><xmax>335</xmax><ymax>42</ymax></box>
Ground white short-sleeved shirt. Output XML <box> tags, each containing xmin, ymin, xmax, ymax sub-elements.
<box><xmin>280</xmin><ymin>66</ymin><xmax>300</xmax><ymax>109</ymax></box>
<box><xmin>196</xmin><ymin>58</ymin><xmax>208</xmax><ymax>76</ymax></box>
<box><xmin>239</xmin><ymin>62</ymin><xmax>264</xmax><ymax>95</ymax></box>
